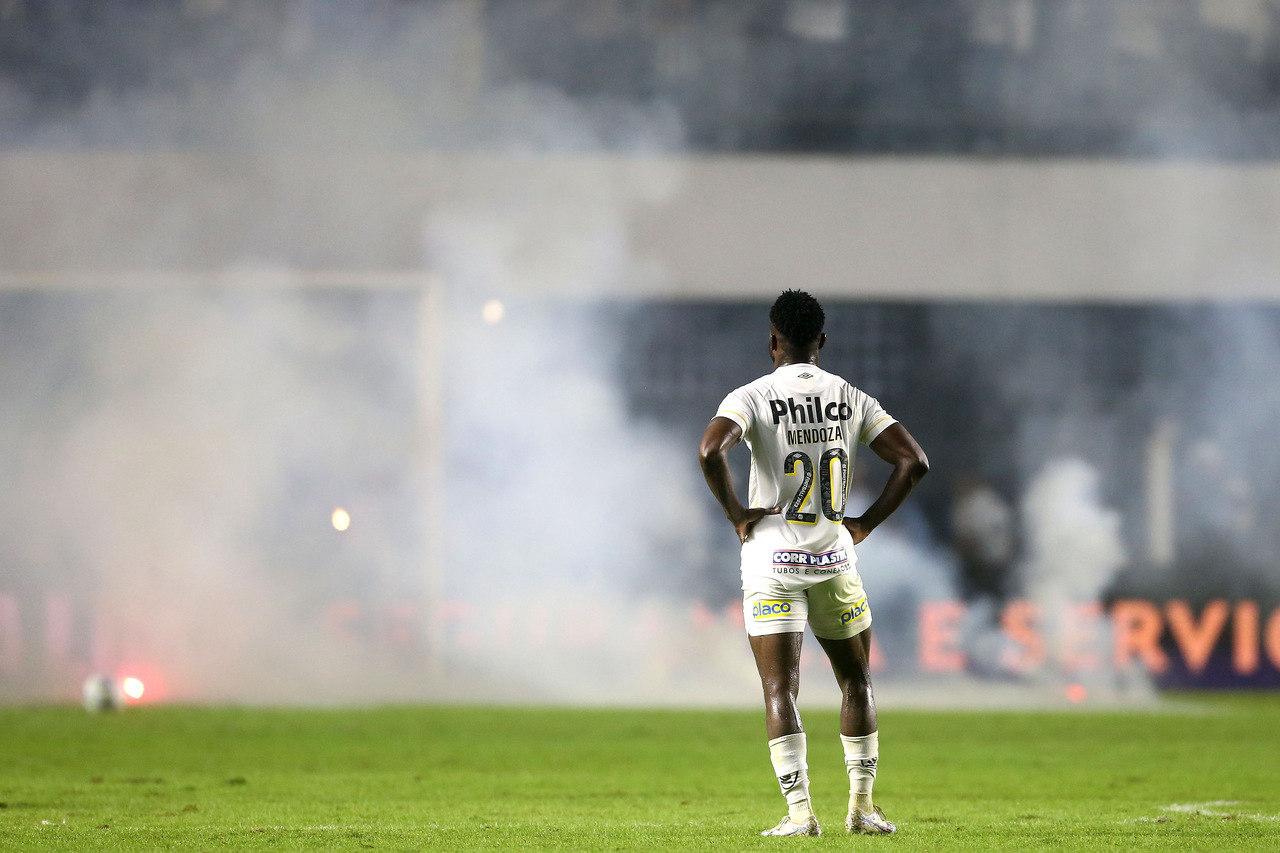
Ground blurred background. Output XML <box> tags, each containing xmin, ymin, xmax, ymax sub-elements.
<box><xmin>2</xmin><ymin>0</ymin><xmax>1279</xmax><ymax>706</ymax></box>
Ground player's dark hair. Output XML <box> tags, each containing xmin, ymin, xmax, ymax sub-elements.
<box><xmin>769</xmin><ymin>289</ymin><xmax>825</xmax><ymax>350</ymax></box>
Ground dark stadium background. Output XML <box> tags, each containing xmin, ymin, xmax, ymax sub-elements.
<box><xmin>2</xmin><ymin>1</ymin><xmax>1280</xmax><ymax>702</ymax></box>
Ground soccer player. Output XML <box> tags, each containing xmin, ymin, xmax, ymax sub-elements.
<box><xmin>698</xmin><ymin>290</ymin><xmax>928</xmax><ymax>837</ymax></box>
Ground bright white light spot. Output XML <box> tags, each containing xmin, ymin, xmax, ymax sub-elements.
<box><xmin>122</xmin><ymin>677</ymin><xmax>145</xmax><ymax>700</ymax></box>
<box><xmin>482</xmin><ymin>299</ymin><xmax>504</xmax><ymax>324</ymax></box>
<box><xmin>331</xmin><ymin>508</ymin><xmax>351</xmax><ymax>532</ymax></box>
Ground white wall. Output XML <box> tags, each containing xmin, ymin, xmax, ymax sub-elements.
<box><xmin>3</xmin><ymin>152</ymin><xmax>1279</xmax><ymax>300</ymax></box>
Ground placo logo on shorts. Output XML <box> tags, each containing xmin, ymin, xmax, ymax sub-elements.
<box><xmin>752</xmin><ymin>600</ymin><xmax>793</xmax><ymax>620</ymax></box>
<box><xmin>838</xmin><ymin>595</ymin><xmax>869</xmax><ymax>626</ymax></box>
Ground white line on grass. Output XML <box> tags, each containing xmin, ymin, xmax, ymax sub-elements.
<box><xmin>1163</xmin><ymin>801</ymin><xmax>1241</xmax><ymax>815</ymax></box>
<box><xmin>1120</xmin><ymin>801</ymin><xmax>1280</xmax><ymax>823</ymax></box>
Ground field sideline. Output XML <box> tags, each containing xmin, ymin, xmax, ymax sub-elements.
<box><xmin>2</xmin><ymin>695</ymin><xmax>1278</xmax><ymax>850</ymax></box>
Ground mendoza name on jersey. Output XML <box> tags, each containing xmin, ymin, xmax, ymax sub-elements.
<box><xmin>772</xmin><ymin>547</ymin><xmax>850</xmax><ymax>576</ymax></box>
<box><xmin>769</xmin><ymin>395</ymin><xmax>853</xmax><ymax>445</ymax></box>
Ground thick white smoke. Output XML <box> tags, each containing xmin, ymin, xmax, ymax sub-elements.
<box><xmin>420</xmin><ymin>148</ymin><xmax>780</xmax><ymax>703</ymax></box>
<box><xmin>1022</xmin><ymin>459</ymin><xmax>1125</xmax><ymax>611</ymax></box>
<box><xmin>5</xmin><ymin>3</ymin><xmax>1266</xmax><ymax>709</ymax></box>
<box><xmin>0</xmin><ymin>2</ymin><xmax>729</xmax><ymax>705</ymax></box>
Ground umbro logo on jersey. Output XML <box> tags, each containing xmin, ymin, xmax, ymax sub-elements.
<box><xmin>778</xmin><ymin>771</ymin><xmax>800</xmax><ymax>791</ymax></box>
<box><xmin>797</xmin><ymin>372</ymin><xmax>813</xmax><ymax>379</ymax></box>
<box><xmin>769</xmin><ymin>396</ymin><xmax>854</xmax><ymax>425</ymax></box>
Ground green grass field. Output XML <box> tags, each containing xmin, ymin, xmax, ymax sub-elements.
<box><xmin>2</xmin><ymin>695</ymin><xmax>1279</xmax><ymax>850</ymax></box>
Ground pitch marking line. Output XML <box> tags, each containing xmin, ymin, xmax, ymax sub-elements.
<box><xmin>1121</xmin><ymin>801</ymin><xmax>1280</xmax><ymax>823</ymax></box>
<box><xmin>1163</xmin><ymin>801</ymin><xmax>1240</xmax><ymax>816</ymax></box>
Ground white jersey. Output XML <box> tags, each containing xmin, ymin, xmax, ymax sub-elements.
<box><xmin>716</xmin><ymin>362</ymin><xmax>896</xmax><ymax>590</ymax></box>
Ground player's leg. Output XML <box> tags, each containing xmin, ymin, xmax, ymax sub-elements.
<box><xmin>808</xmin><ymin>574</ymin><xmax>897</xmax><ymax>835</ymax></box>
<box><xmin>816</xmin><ymin>629</ymin><xmax>894</xmax><ymax>834</ymax></box>
<box><xmin>749</xmin><ymin>631</ymin><xmax>802</xmax><ymax>739</ymax></box>
<box><xmin>744</xmin><ymin>589</ymin><xmax>820</xmax><ymax>837</ymax></box>
<box><xmin>816</xmin><ymin>625</ymin><xmax>876</xmax><ymax>737</ymax></box>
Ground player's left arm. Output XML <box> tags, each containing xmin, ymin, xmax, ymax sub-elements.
<box><xmin>698</xmin><ymin>416</ymin><xmax>780</xmax><ymax>544</ymax></box>
<box><xmin>843</xmin><ymin>423</ymin><xmax>929</xmax><ymax>544</ymax></box>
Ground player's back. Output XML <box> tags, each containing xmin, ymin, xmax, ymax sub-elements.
<box><xmin>717</xmin><ymin>363</ymin><xmax>895</xmax><ymax>572</ymax></box>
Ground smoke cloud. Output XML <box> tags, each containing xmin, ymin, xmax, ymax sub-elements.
<box><xmin>0</xmin><ymin>2</ymin><xmax>708</xmax><ymax>704</ymax></box>
<box><xmin>2</xmin><ymin>3</ymin><xmax>1272</xmax><ymax>708</ymax></box>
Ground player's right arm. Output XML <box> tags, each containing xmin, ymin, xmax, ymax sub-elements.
<box><xmin>698</xmin><ymin>416</ymin><xmax>780</xmax><ymax>544</ymax></box>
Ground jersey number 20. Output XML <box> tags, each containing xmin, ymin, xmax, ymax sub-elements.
<box><xmin>783</xmin><ymin>448</ymin><xmax>848</xmax><ymax>524</ymax></box>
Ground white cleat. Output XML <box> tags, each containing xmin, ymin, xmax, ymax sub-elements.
<box><xmin>760</xmin><ymin>814</ymin><xmax>822</xmax><ymax>837</ymax></box>
<box><xmin>846</xmin><ymin>805</ymin><xmax>896</xmax><ymax>835</ymax></box>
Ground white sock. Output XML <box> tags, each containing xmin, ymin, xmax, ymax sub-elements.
<box><xmin>841</xmin><ymin>731</ymin><xmax>878</xmax><ymax>813</ymax></box>
<box><xmin>767</xmin><ymin>733</ymin><xmax>813</xmax><ymax>821</ymax></box>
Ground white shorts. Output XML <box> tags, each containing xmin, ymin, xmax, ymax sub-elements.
<box><xmin>743</xmin><ymin>571</ymin><xmax>872</xmax><ymax>640</ymax></box>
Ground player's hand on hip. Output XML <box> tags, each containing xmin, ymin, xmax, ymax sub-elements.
<box><xmin>733</xmin><ymin>506</ymin><xmax>780</xmax><ymax>543</ymax></box>
<box><xmin>843</xmin><ymin>516</ymin><xmax>870</xmax><ymax>545</ymax></box>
